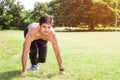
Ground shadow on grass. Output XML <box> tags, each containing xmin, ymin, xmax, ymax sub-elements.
<box><xmin>0</xmin><ymin>70</ymin><xmax>21</xmax><ymax>80</ymax></box>
<box><xmin>0</xmin><ymin>70</ymin><xmax>57</xmax><ymax>79</ymax></box>
<box><xmin>35</xmin><ymin>72</ymin><xmax>57</xmax><ymax>79</ymax></box>
<box><xmin>46</xmin><ymin>73</ymin><xmax>56</xmax><ymax>78</ymax></box>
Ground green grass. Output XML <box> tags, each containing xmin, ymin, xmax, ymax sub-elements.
<box><xmin>0</xmin><ymin>30</ymin><xmax>120</xmax><ymax>80</ymax></box>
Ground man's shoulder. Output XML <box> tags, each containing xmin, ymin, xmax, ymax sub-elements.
<box><xmin>28</xmin><ymin>23</ymin><xmax>39</xmax><ymax>28</ymax></box>
<box><xmin>50</xmin><ymin>28</ymin><xmax>56</xmax><ymax>35</ymax></box>
<box><xmin>49</xmin><ymin>28</ymin><xmax>57</xmax><ymax>41</ymax></box>
<box><xmin>27</xmin><ymin>23</ymin><xmax>39</xmax><ymax>32</ymax></box>
<box><xmin>31</xmin><ymin>22</ymin><xmax>39</xmax><ymax>25</ymax></box>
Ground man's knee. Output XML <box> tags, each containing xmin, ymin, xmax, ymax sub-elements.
<box><xmin>38</xmin><ymin>59</ymin><xmax>46</xmax><ymax>63</ymax></box>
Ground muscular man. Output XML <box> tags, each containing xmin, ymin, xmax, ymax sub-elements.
<box><xmin>21</xmin><ymin>14</ymin><xmax>65</xmax><ymax>76</ymax></box>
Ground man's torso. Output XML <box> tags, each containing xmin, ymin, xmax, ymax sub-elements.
<box><xmin>26</xmin><ymin>23</ymin><xmax>55</xmax><ymax>42</ymax></box>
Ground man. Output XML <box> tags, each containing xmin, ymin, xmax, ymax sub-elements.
<box><xmin>21</xmin><ymin>14</ymin><xmax>65</xmax><ymax>76</ymax></box>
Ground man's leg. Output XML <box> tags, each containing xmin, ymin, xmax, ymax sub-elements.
<box><xmin>29</xmin><ymin>40</ymin><xmax>38</xmax><ymax>65</ymax></box>
<box><xmin>37</xmin><ymin>39</ymin><xmax>47</xmax><ymax>63</ymax></box>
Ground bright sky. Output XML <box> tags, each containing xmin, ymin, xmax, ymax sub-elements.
<box><xmin>17</xmin><ymin>0</ymin><xmax>51</xmax><ymax>10</ymax></box>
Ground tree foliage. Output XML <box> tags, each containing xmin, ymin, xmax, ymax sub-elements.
<box><xmin>0</xmin><ymin>0</ymin><xmax>120</xmax><ymax>30</ymax></box>
<box><xmin>0</xmin><ymin>0</ymin><xmax>24</xmax><ymax>29</ymax></box>
<box><xmin>53</xmin><ymin>0</ymin><xmax>118</xmax><ymax>30</ymax></box>
<box><xmin>31</xmin><ymin>2</ymin><xmax>49</xmax><ymax>22</ymax></box>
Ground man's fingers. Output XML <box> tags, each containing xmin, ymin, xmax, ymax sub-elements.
<box><xmin>60</xmin><ymin>71</ymin><xmax>65</xmax><ymax>75</ymax></box>
<box><xmin>21</xmin><ymin>71</ymin><xmax>27</xmax><ymax>76</ymax></box>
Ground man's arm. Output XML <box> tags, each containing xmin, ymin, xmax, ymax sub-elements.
<box><xmin>51</xmin><ymin>35</ymin><xmax>65</xmax><ymax>74</ymax></box>
<box><xmin>21</xmin><ymin>33</ymin><xmax>33</xmax><ymax>76</ymax></box>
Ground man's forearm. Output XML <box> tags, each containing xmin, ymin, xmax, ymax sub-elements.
<box><xmin>21</xmin><ymin>41</ymin><xmax>31</xmax><ymax>72</ymax></box>
<box><xmin>55</xmin><ymin>49</ymin><xmax>65</xmax><ymax>73</ymax></box>
<box><xmin>22</xmin><ymin>53</ymin><xmax>28</xmax><ymax>72</ymax></box>
<box><xmin>57</xmin><ymin>53</ymin><xmax>63</xmax><ymax>69</ymax></box>
<box><xmin>53</xmin><ymin>44</ymin><xmax>63</xmax><ymax>69</ymax></box>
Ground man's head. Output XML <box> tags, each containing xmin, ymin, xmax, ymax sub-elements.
<box><xmin>39</xmin><ymin>14</ymin><xmax>53</xmax><ymax>26</ymax></box>
<box><xmin>39</xmin><ymin>14</ymin><xmax>53</xmax><ymax>35</ymax></box>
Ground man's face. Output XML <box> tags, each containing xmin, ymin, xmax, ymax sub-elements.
<box><xmin>40</xmin><ymin>23</ymin><xmax>52</xmax><ymax>36</ymax></box>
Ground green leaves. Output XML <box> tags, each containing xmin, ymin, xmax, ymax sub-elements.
<box><xmin>0</xmin><ymin>0</ymin><xmax>120</xmax><ymax>30</ymax></box>
<box><xmin>0</xmin><ymin>0</ymin><xmax>24</xmax><ymax>30</ymax></box>
<box><xmin>52</xmin><ymin>0</ymin><xmax>119</xmax><ymax>30</ymax></box>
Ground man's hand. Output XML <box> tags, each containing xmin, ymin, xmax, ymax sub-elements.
<box><xmin>21</xmin><ymin>71</ymin><xmax>27</xmax><ymax>76</ymax></box>
<box><xmin>60</xmin><ymin>71</ymin><xmax>65</xmax><ymax>75</ymax></box>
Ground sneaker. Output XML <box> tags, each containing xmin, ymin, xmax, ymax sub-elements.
<box><xmin>36</xmin><ymin>63</ymin><xmax>39</xmax><ymax>69</ymax></box>
<box><xmin>30</xmin><ymin>64</ymin><xmax>39</xmax><ymax>71</ymax></box>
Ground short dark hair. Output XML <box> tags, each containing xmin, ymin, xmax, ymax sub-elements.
<box><xmin>39</xmin><ymin>14</ymin><xmax>53</xmax><ymax>26</ymax></box>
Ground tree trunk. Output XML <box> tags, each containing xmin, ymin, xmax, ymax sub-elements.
<box><xmin>88</xmin><ymin>23</ymin><xmax>95</xmax><ymax>31</ymax></box>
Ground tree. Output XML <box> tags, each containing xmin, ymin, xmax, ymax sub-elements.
<box><xmin>31</xmin><ymin>2</ymin><xmax>49</xmax><ymax>22</ymax></box>
<box><xmin>51</xmin><ymin>0</ymin><xmax>92</xmax><ymax>27</ymax></box>
<box><xmin>9</xmin><ymin>1</ymin><xmax>24</xmax><ymax>29</ymax></box>
<box><xmin>50</xmin><ymin>0</ymin><xmax>119</xmax><ymax>30</ymax></box>
<box><xmin>0</xmin><ymin>0</ymin><xmax>13</xmax><ymax>29</ymax></box>
<box><xmin>83</xmin><ymin>0</ymin><xmax>116</xmax><ymax>30</ymax></box>
<box><xmin>48</xmin><ymin>0</ymin><xmax>61</xmax><ymax>26</ymax></box>
<box><xmin>0</xmin><ymin>0</ymin><xmax>24</xmax><ymax>30</ymax></box>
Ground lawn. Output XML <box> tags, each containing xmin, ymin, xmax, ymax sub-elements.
<box><xmin>0</xmin><ymin>30</ymin><xmax>120</xmax><ymax>80</ymax></box>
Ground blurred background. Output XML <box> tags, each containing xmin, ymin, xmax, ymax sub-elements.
<box><xmin>0</xmin><ymin>0</ymin><xmax>120</xmax><ymax>31</ymax></box>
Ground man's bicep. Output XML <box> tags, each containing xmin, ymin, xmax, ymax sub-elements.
<box><xmin>23</xmin><ymin>32</ymin><xmax>34</xmax><ymax>53</ymax></box>
<box><xmin>24</xmin><ymin>33</ymin><xmax>34</xmax><ymax>46</ymax></box>
<box><xmin>51</xmin><ymin>35</ymin><xmax>59</xmax><ymax>45</ymax></box>
<box><xmin>25</xmin><ymin>30</ymin><xmax>35</xmax><ymax>42</ymax></box>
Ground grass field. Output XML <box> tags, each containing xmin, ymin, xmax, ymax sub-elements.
<box><xmin>0</xmin><ymin>30</ymin><xmax>120</xmax><ymax>80</ymax></box>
